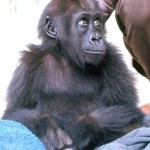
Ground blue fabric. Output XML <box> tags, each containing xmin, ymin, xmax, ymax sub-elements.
<box><xmin>0</xmin><ymin>120</ymin><xmax>150</xmax><ymax>150</ymax></box>
<box><xmin>0</xmin><ymin>120</ymin><xmax>45</xmax><ymax>150</ymax></box>
<box><xmin>96</xmin><ymin>127</ymin><xmax>150</xmax><ymax>150</ymax></box>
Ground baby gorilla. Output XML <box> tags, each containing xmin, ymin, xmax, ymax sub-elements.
<box><xmin>2</xmin><ymin>0</ymin><xmax>144</xmax><ymax>150</ymax></box>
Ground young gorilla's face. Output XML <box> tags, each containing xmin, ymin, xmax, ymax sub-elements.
<box><xmin>43</xmin><ymin>0</ymin><xmax>107</xmax><ymax>67</ymax></box>
<box><xmin>69</xmin><ymin>9</ymin><xmax>106</xmax><ymax>66</ymax></box>
<box><xmin>74</xmin><ymin>11</ymin><xmax>105</xmax><ymax>53</ymax></box>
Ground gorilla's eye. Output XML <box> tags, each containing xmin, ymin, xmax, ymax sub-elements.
<box><xmin>79</xmin><ymin>18</ymin><xmax>88</xmax><ymax>26</ymax></box>
<box><xmin>94</xmin><ymin>19</ymin><xmax>101</xmax><ymax>26</ymax></box>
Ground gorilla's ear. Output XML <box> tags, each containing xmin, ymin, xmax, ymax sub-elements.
<box><xmin>43</xmin><ymin>16</ymin><xmax>57</xmax><ymax>38</ymax></box>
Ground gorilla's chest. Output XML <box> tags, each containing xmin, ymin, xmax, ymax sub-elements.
<box><xmin>44</xmin><ymin>65</ymin><xmax>101</xmax><ymax>95</ymax></box>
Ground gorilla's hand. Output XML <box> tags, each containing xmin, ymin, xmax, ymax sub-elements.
<box><xmin>30</xmin><ymin>114</ymin><xmax>73</xmax><ymax>150</ymax></box>
<box><xmin>41</xmin><ymin>126</ymin><xmax>73</xmax><ymax>150</ymax></box>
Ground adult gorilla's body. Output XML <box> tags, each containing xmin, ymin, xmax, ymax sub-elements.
<box><xmin>3</xmin><ymin>0</ymin><xmax>143</xmax><ymax>150</ymax></box>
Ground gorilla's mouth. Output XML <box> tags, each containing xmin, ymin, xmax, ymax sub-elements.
<box><xmin>84</xmin><ymin>49</ymin><xmax>104</xmax><ymax>54</ymax></box>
